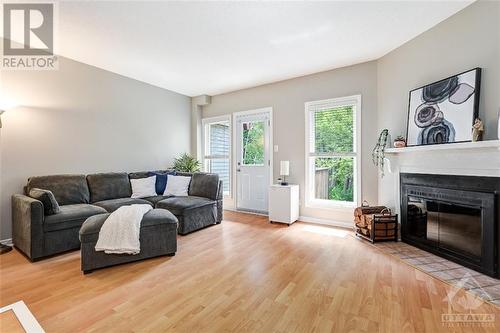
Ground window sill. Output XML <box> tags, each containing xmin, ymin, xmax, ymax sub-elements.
<box><xmin>306</xmin><ymin>200</ymin><xmax>357</xmax><ymax>211</ymax></box>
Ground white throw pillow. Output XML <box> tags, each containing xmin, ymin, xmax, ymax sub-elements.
<box><xmin>130</xmin><ymin>176</ymin><xmax>157</xmax><ymax>199</ymax></box>
<box><xmin>164</xmin><ymin>175</ymin><xmax>191</xmax><ymax>196</ymax></box>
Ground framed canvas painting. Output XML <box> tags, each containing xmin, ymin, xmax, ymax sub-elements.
<box><xmin>406</xmin><ymin>68</ymin><xmax>481</xmax><ymax>146</ymax></box>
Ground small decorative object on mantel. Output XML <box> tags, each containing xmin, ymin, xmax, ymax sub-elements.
<box><xmin>393</xmin><ymin>135</ymin><xmax>406</xmax><ymax>148</ymax></box>
<box><xmin>372</xmin><ymin>129</ymin><xmax>388</xmax><ymax>177</ymax></box>
<box><xmin>354</xmin><ymin>201</ymin><xmax>398</xmax><ymax>243</ymax></box>
<box><xmin>406</xmin><ymin>68</ymin><xmax>481</xmax><ymax>146</ymax></box>
<box><xmin>472</xmin><ymin>118</ymin><xmax>484</xmax><ymax>142</ymax></box>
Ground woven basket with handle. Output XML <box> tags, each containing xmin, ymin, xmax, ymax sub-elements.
<box><xmin>354</xmin><ymin>201</ymin><xmax>398</xmax><ymax>243</ymax></box>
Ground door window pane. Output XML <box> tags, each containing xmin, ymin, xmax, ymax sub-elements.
<box><xmin>314</xmin><ymin>157</ymin><xmax>354</xmax><ymax>202</ymax></box>
<box><xmin>242</xmin><ymin>121</ymin><xmax>264</xmax><ymax>165</ymax></box>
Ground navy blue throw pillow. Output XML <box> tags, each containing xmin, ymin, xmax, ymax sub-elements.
<box><xmin>148</xmin><ymin>171</ymin><xmax>176</xmax><ymax>195</ymax></box>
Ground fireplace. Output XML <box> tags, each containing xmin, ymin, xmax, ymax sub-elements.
<box><xmin>400</xmin><ymin>173</ymin><xmax>499</xmax><ymax>277</ymax></box>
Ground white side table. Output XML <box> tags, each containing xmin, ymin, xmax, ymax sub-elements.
<box><xmin>269</xmin><ymin>184</ymin><xmax>299</xmax><ymax>225</ymax></box>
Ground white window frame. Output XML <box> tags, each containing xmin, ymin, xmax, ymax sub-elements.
<box><xmin>304</xmin><ymin>95</ymin><xmax>362</xmax><ymax>209</ymax></box>
<box><xmin>202</xmin><ymin>115</ymin><xmax>232</xmax><ymax>197</ymax></box>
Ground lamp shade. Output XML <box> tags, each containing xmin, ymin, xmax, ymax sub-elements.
<box><xmin>280</xmin><ymin>160</ymin><xmax>290</xmax><ymax>176</ymax></box>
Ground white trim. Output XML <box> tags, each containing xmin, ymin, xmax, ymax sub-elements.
<box><xmin>0</xmin><ymin>238</ymin><xmax>13</xmax><ymax>246</ymax></box>
<box><xmin>304</xmin><ymin>94</ymin><xmax>362</xmax><ymax>210</ymax></box>
<box><xmin>222</xmin><ymin>208</ymin><xmax>351</xmax><ymax>229</ymax></box>
<box><xmin>232</xmin><ymin>107</ymin><xmax>273</xmax><ymax>212</ymax></box>
<box><xmin>224</xmin><ymin>207</ymin><xmax>269</xmax><ymax>217</ymax></box>
<box><xmin>298</xmin><ymin>215</ymin><xmax>352</xmax><ymax>229</ymax></box>
<box><xmin>385</xmin><ymin>139</ymin><xmax>500</xmax><ymax>154</ymax></box>
<box><xmin>0</xmin><ymin>301</ymin><xmax>45</xmax><ymax>333</ymax></box>
<box><xmin>201</xmin><ymin>115</ymin><xmax>232</xmax><ymax>197</ymax></box>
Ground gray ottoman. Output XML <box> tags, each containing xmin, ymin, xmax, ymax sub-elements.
<box><xmin>79</xmin><ymin>209</ymin><xmax>178</xmax><ymax>274</ymax></box>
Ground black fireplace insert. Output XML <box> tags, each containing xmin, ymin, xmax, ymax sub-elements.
<box><xmin>400</xmin><ymin>173</ymin><xmax>499</xmax><ymax>277</ymax></box>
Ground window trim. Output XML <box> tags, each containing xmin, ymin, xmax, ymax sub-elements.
<box><xmin>201</xmin><ymin>115</ymin><xmax>232</xmax><ymax>197</ymax></box>
<box><xmin>304</xmin><ymin>95</ymin><xmax>362</xmax><ymax>210</ymax></box>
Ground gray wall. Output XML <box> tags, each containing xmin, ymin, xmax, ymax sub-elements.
<box><xmin>378</xmin><ymin>0</ymin><xmax>500</xmax><ymax>142</ymax></box>
<box><xmin>377</xmin><ymin>0</ymin><xmax>500</xmax><ymax>205</ymax></box>
<box><xmin>201</xmin><ymin>61</ymin><xmax>378</xmax><ymax>223</ymax></box>
<box><xmin>0</xmin><ymin>55</ymin><xmax>191</xmax><ymax>239</ymax></box>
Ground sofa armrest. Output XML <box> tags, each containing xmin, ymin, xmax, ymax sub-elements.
<box><xmin>12</xmin><ymin>194</ymin><xmax>45</xmax><ymax>260</ymax></box>
<box><xmin>216</xmin><ymin>180</ymin><xmax>224</xmax><ymax>201</ymax></box>
<box><xmin>216</xmin><ymin>180</ymin><xmax>223</xmax><ymax>223</ymax></box>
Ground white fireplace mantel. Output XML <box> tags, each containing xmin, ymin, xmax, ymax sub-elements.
<box><xmin>378</xmin><ymin>140</ymin><xmax>500</xmax><ymax>216</ymax></box>
<box><xmin>385</xmin><ymin>140</ymin><xmax>500</xmax><ymax>155</ymax></box>
<box><xmin>383</xmin><ymin>140</ymin><xmax>500</xmax><ymax>176</ymax></box>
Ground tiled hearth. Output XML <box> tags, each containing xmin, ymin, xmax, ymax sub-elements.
<box><xmin>373</xmin><ymin>241</ymin><xmax>500</xmax><ymax>306</ymax></box>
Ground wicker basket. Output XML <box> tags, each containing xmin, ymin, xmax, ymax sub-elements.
<box><xmin>354</xmin><ymin>202</ymin><xmax>398</xmax><ymax>243</ymax></box>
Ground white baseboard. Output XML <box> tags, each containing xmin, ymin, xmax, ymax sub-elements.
<box><xmin>224</xmin><ymin>208</ymin><xmax>268</xmax><ymax>217</ymax></box>
<box><xmin>223</xmin><ymin>209</ymin><xmax>352</xmax><ymax>229</ymax></box>
<box><xmin>0</xmin><ymin>238</ymin><xmax>13</xmax><ymax>246</ymax></box>
<box><xmin>298</xmin><ymin>216</ymin><xmax>352</xmax><ymax>229</ymax></box>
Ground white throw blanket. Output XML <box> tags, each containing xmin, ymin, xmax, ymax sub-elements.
<box><xmin>95</xmin><ymin>204</ymin><xmax>152</xmax><ymax>255</ymax></box>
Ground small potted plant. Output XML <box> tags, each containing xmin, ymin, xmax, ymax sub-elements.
<box><xmin>393</xmin><ymin>135</ymin><xmax>406</xmax><ymax>148</ymax></box>
<box><xmin>172</xmin><ymin>153</ymin><xmax>201</xmax><ymax>172</ymax></box>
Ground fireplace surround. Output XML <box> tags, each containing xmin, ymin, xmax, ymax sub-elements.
<box><xmin>400</xmin><ymin>173</ymin><xmax>499</xmax><ymax>277</ymax></box>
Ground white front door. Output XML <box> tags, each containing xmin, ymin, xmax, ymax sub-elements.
<box><xmin>235</xmin><ymin>110</ymin><xmax>271</xmax><ymax>213</ymax></box>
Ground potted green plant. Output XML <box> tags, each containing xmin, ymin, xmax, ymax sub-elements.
<box><xmin>372</xmin><ymin>129</ymin><xmax>388</xmax><ymax>176</ymax></box>
<box><xmin>172</xmin><ymin>153</ymin><xmax>201</xmax><ymax>172</ymax></box>
<box><xmin>393</xmin><ymin>135</ymin><xmax>406</xmax><ymax>148</ymax></box>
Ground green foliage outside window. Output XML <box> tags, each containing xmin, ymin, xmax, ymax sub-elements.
<box><xmin>242</xmin><ymin>121</ymin><xmax>264</xmax><ymax>165</ymax></box>
<box><xmin>314</xmin><ymin>106</ymin><xmax>354</xmax><ymax>202</ymax></box>
<box><xmin>315</xmin><ymin>157</ymin><xmax>353</xmax><ymax>202</ymax></box>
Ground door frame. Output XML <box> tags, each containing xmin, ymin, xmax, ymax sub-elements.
<box><xmin>232</xmin><ymin>107</ymin><xmax>273</xmax><ymax>212</ymax></box>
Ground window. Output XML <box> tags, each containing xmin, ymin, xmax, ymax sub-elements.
<box><xmin>202</xmin><ymin>116</ymin><xmax>231</xmax><ymax>196</ymax></box>
<box><xmin>305</xmin><ymin>95</ymin><xmax>361</xmax><ymax>208</ymax></box>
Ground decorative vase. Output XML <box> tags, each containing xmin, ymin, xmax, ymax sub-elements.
<box><xmin>393</xmin><ymin>139</ymin><xmax>406</xmax><ymax>148</ymax></box>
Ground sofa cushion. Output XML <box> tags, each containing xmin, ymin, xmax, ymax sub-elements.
<box><xmin>94</xmin><ymin>198</ymin><xmax>152</xmax><ymax>212</ymax></box>
<box><xmin>130</xmin><ymin>176</ymin><xmax>157</xmax><ymax>198</ymax></box>
<box><xmin>27</xmin><ymin>174</ymin><xmax>90</xmax><ymax>205</ymax></box>
<box><xmin>29</xmin><ymin>188</ymin><xmax>61</xmax><ymax>215</ymax></box>
<box><xmin>128</xmin><ymin>170</ymin><xmax>174</xmax><ymax>180</ymax></box>
<box><xmin>79</xmin><ymin>209</ymin><xmax>178</xmax><ymax>244</ymax></box>
<box><xmin>87</xmin><ymin>173</ymin><xmax>131</xmax><ymax>203</ymax></box>
<box><xmin>156</xmin><ymin>196</ymin><xmax>215</xmax><ymax>215</ymax></box>
<box><xmin>148</xmin><ymin>171</ymin><xmax>176</xmax><ymax>195</ymax></box>
<box><xmin>189</xmin><ymin>173</ymin><xmax>220</xmax><ymax>200</ymax></box>
<box><xmin>143</xmin><ymin>195</ymin><xmax>171</xmax><ymax>205</ymax></box>
<box><xmin>164</xmin><ymin>175</ymin><xmax>191</xmax><ymax>196</ymax></box>
<box><xmin>44</xmin><ymin>204</ymin><xmax>107</xmax><ymax>232</ymax></box>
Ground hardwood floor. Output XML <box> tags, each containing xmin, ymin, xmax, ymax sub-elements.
<box><xmin>1</xmin><ymin>211</ymin><xmax>499</xmax><ymax>332</ymax></box>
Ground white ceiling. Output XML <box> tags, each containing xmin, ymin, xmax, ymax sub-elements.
<box><xmin>13</xmin><ymin>1</ymin><xmax>475</xmax><ymax>96</ymax></box>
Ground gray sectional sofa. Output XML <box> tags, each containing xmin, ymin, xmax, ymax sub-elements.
<box><xmin>12</xmin><ymin>171</ymin><xmax>223</xmax><ymax>261</ymax></box>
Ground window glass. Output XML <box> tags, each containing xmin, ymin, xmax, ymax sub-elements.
<box><xmin>204</xmin><ymin>120</ymin><xmax>231</xmax><ymax>195</ymax></box>
<box><xmin>242</xmin><ymin>121</ymin><xmax>265</xmax><ymax>166</ymax></box>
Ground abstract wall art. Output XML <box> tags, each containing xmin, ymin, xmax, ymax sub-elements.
<box><xmin>406</xmin><ymin>68</ymin><xmax>481</xmax><ymax>146</ymax></box>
